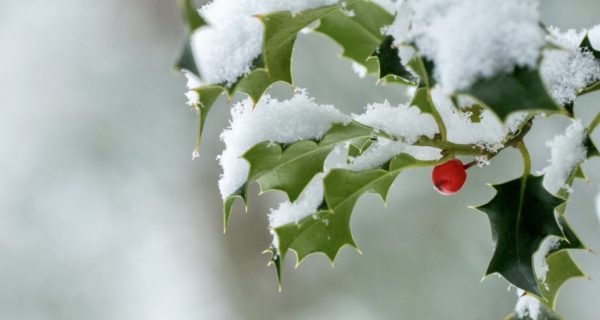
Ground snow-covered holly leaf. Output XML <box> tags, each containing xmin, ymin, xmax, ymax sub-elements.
<box><xmin>316</xmin><ymin>0</ymin><xmax>394</xmax><ymax>75</ymax></box>
<box><xmin>368</xmin><ymin>35</ymin><xmax>416</xmax><ymax>84</ymax></box>
<box><xmin>462</xmin><ymin>67</ymin><xmax>562</xmax><ymax>120</ymax></box>
<box><xmin>174</xmin><ymin>0</ymin><xmax>207</xmax><ymax>77</ymax></box>
<box><xmin>580</xmin><ymin>34</ymin><xmax>600</xmax><ymax>59</ymax></box>
<box><xmin>271</xmin><ymin>154</ymin><xmax>436</xmax><ymax>282</ymax></box>
<box><xmin>243</xmin><ymin>121</ymin><xmax>374</xmax><ymax>202</ymax></box>
<box><xmin>476</xmin><ymin>175</ymin><xmax>565</xmax><ymax>296</ymax></box>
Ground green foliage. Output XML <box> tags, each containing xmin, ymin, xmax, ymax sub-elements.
<box><xmin>462</xmin><ymin>67</ymin><xmax>562</xmax><ymax>120</ymax></box>
<box><xmin>476</xmin><ymin>175</ymin><xmax>564</xmax><ymax>296</ymax></box>
<box><xmin>243</xmin><ymin>122</ymin><xmax>373</xmax><ymax>202</ymax></box>
<box><xmin>175</xmin><ymin>1</ymin><xmax>600</xmax><ymax>318</ymax></box>
<box><xmin>316</xmin><ymin>0</ymin><xmax>394</xmax><ymax>75</ymax></box>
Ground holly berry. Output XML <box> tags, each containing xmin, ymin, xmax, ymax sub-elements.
<box><xmin>432</xmin><ymin>159</ymin><xmax>468</xmax><ymax>195</ymax></box>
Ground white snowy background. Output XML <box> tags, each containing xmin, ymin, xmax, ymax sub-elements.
<box><xmin>1</xmin><ymin>0</ymin><xmax>599</xmax><ymax>319</ymax></box>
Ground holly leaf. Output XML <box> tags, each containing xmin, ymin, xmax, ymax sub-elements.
<box><xmin>462</xmin><ymin>67</ymin><xmax>562</xmax><ymax>120</ymax></box>
<box><xmin>540</xmin><ymin>250</ymin><xmax>585</xmax><ymax>308</ymax></box>
<box><xmin>223</xmin><ymin>184</ymin><xmax>248</xmax><ymax>232</ymax></box>
<box><xmin>315</xmin><ymin>0</ymin><xmax>412</xmax><ymax>82</ymax></box>
<box><xmin>243</xmin><ymin>121</ymin><xmax>374</xmax><ymax>202</ymax></box>
<box><xmin>368</xmin><ymin>35</ymin><xmax>416</xmax><ymax>84</ymax></box>
<box><xmin>271</xmin><ymin>154</ymin><xmax>437</xmax><ymax>282</ymax></box>
<box><xmin>580</xmin><ymin>34</ymin><xmax>600</xmax><ymax>59</ymax></box>
<box><xmin>476</xmin><ymin>175</ymin><xmax>565</xmax><ymax>296</ymax></box>
<box><xmin>174</xmin><ymin>0</ymin><xmax>207</xmax><ymax>77</ymax></box>
<box><xmin>407</xmin><ymin>55</ymin><xmax>436</xmax><ymax>88</ymax></box>
<box><xmin>190</xmin><ymin>86</ymin><xmax>225</xmax><ymax>154</ymax></box>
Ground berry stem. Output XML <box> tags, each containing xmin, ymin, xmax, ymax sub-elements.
<box><xmin>463</xmin><ymin>160</ymin><xmax>477</xmax><ymax>170</ymax></box>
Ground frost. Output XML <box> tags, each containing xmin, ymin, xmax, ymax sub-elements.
<box><xmin>541</xmin><ymin>27</ymin><xmax>600</xmax><ymax>105</ymax></box>
<box><xmin>515</xmin><ymin>289</ymin><xmax>541</xmax><ymax>320</ymax></box>
<box><xmin>218</xmin><ymin>90</ymin><xmax>349</xmax><ymax>198</ymax></box>
<box><xmin>351</xmin><ymin>62</ymin><xmax>368</xmax><ymax>78</ymax></box>
<box><xmin>533</xmin><ymin>236</ymin><xmax>561</xmax><ymax>289</ymax></box>
<box><xmin>386</xmin><ymin>0</ymin><xmax>544</xmax><ymax>91</ymax></box>
<box><xmin>345</xmin><ymin>139</ymin><xmax>441</xmax><ymax>171</ymax></box>
<box><xmin>354</xmin><ymin>101</ymin><xmax>438</xmax><ymax>143</ymax></box>
<box><xmin>589</xmin><ymin>25</ymin><xmax>600</xmax><ymax>50</ymax></box>
<box><xmin>541</xmin><ymin>120</ymin><xmax>588</xmax><ymax>194</ymax></box>
<box><xmin>431</xmin><ymin>88</ymin><xmax>506</xmax><ymax>151</ymax></box>
<box><xmin>190</xmin><ymin>0</ymin><xmax>340</xmax><ymax>85</ymax></box>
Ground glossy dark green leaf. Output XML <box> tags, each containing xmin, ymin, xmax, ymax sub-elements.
<box><xmin>178</xmin><ymin>0</ymin><xmax>206</xmax><ymax>31</ymax></box>
<box><xmin>477</xmin><ymin>175</ymin><xmax>565</xmax><ymax>295</ymax></box>
<box><xmin>463</xmin><ymin>67</ymin><xmax>562</xmax><ymax>120</ymax></box>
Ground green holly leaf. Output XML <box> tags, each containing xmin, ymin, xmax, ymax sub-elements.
<box><xmin>368</xmin><ymin>35</ymin><xmax>416</xmax><ymax>84</ymax></box>
<box><xmin>243</xmin><ymin>121</ymin><xmax>374</xmax><ymax>202</ymax></box>
<box><xmin>540</xmin><ymin>250</ymin><xmax>585</xmax><ymax>308</ymax></box>
<box><xmin>316</xmin><ymin>0</ymin><xmax>394</xmax><ymax>75</ymax></box>
<box><xmin>178</xmin><ymin>0</ymin><xmax>206</xmax><ymax>31</ymax></box>
<box><xmin>476</xmin><ymin>175</ymin><xmax>565</xmax><ymax>296</ymax></box>
<box><xmin>407</xmin><ymin>55</ymin><xmax>436</xmax><ymax>88</ymax></box>
<box><xmin>191</xmin><ymin>86</ymin><xmax>225</xmax><ymax>154</ymax></box>
<box><xmin>410</xmin><ymin>86</ymin><xmax>437</xmax><ymax>115</ymax></box>
<box><xmin>462</xmin><ymin>67</ymin><xmax>562</xmax><ymax>120</ymax></box>
<box><xmin>271</xmin><ymin>154</ymin><xmax>438</xmax><ymax>282</ymax></box>
<box><xmin>223</xmin><ymin>184</ymin><xmax>248</xmax><ymax>232</ymax></box>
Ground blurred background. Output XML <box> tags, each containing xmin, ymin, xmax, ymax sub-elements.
<box><xmin>1</xmin><ymin>0</ymin><xmax>599</xmax><ymax>319</ymax></box>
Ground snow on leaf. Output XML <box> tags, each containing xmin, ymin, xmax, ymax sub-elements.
<box><xmin>461</xmin><ymin>67</ymin><xmax>562</xmax><ymax>120</ymax></box>
<box><xmin>243</xmin><ymin>121</ymin><xmax>374</xmax><ymax>202</ymax></box>
<box><xmin>476</xmin><ymin>175</ymin><xmax>564</xmax><ymax>296</ymax></box>
<box><xmin>271</xmin><ymin>154</ymin><xmax>437</xmax><ymax>283</ymax></box>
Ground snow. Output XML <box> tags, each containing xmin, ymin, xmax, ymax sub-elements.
<box><xmin>354</xmin><ymin>101</ymin><xmax>438</xmax><ymax>143</ymax></box>
<box><xmin>431</xmin><ymin>88</ymin><xmax>506</xmax><ymax>151</ymax></box>
<box><xmin>533</xmin><ymin>236</ymin><xmax>561</xmax><ymax>289</ymax></box>
<box><xmin>589</xmin><ymin>25</ymin><xmax>600</xmax><ymax>50</ymax></box>
<box><xmin>371</xmin><ymin>0</ymin><xmax>403</xmax><ymax>14</ymax></box>
<box><xmin>386</xmin><ymin>0</ymin><xmax>544</xmax><ymax>92</ymax></box>
<box><xmin>541</xmin><ymin>27</ymin><xmax>600</xmax><ymax>105</ymax></box>
<box><xmin>190</xmin><ymin>0</ymin><xmax>340</xmax><ymax>85</ymax></box>
<box><xmin>351</xmin><ymin>62</ymin><xmax>368</xmax><ymax>78</ymax></box>
<box><xmin>345</xmin><ymin>139</ymin><xmax>441</xmax><ymax>171</ymax></box>
<box><xmin>218</xmin><ymin>90</ymin><xmax>349</xmax><ymax>198</ymax></box>
<box><xmin>542</xmin><ymin>120</ymin><xmax>588</xmax><ymax>194</ymax></box>
<box><xmin>269</xmin><ymin>173</ymin><xmax>325</xmax><ymax>229</ymax></box>
<box><xmin>506</xmin><ymin>112</ymin><xmax>530</xmax><ymax>134</ymax></box>
<box><xmin>547</xmin><ymin>26</ymin><xmax>585</xmax><ymax>50</ymax></box>
<box><xmin>184</xmin><ymin>90</ymin><xmax>199</xmax><ymax>107</ymax></box>
<box><xmin>515</xmin><ymin>289</ymin><xmax>541</xmax><ymax>320</ymax></box>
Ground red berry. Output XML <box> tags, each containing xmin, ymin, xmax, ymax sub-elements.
<box><xmin>432</xmin><ymin>159</ymin><xmax>467</xmax><ymax>195</ymax></box>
